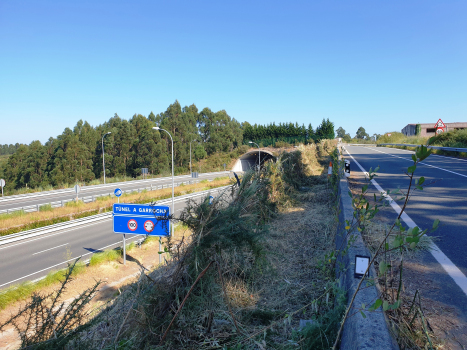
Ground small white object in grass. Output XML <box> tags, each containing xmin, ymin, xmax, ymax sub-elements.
<box><xmin>355</xmin><ymin>255</ymin><xmax>370</xmax><ymax>278</ymax></box>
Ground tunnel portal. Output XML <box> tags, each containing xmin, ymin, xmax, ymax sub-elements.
<box><xmin>231</xmin><ymin>149</ymin><xmax>276</xmax><ymax>172</ymax></box>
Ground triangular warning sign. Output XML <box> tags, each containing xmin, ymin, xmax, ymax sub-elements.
<box><xmin>434</xmin><ymin>119</ymin><xmax>446</xmax><ymax>128</ymax></box>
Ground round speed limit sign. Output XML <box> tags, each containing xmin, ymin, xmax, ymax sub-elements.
<box><xmin>127</xmin><ymin>219</ymin><xmax>138</xmax><ymax>231</ymax></box>
<box><xmin>144</xmin><ymin>220</ymin><xmax>154</xmax><ymax>233</ymax></box>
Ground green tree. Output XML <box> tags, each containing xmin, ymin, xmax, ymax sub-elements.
<box><xmin>315</xmin><ymin>118</ymin><xmax>335</xmax><ymax>140</ymax></box>
<box><xmin>336</xmin><ymin>127</ymin><xmax>346</xmax><ymax>138</ymax></box>
<box><xmin>193</xmin><ymin>144</ymin><xmax>207</xmax><ymax>160</ymax></box>
<box><xmin>355</xmin><ymin>127</ymin><xmax>370</xmax><ymax>140</ymax></box>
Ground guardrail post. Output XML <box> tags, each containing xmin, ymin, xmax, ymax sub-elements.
<box><xmin>37</xmin><ymin>204</ymin><xmax>39</xmax><ymax>212</ymax></box>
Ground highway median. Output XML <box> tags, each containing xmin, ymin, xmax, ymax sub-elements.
<box><xmin>0</xmin><ymin>177</ymin><xmax>233</xmax><ymax>237</ymax></box>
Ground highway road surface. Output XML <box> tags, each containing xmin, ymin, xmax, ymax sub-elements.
<box><xmin>0</xmin><ymin>171</ymin><xmax>229</xmax><ymax>213</ymax></box>
<box><xmin>0</xmin><ymin>186</ymin><xmax>231</xmax><ymax>288</ymax></box>
<box><xmin>343</xmin><ymin>145</ymin><xmax>467</xmax><ymax>319</ymax></box>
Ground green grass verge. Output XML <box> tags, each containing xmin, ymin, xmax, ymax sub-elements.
<box><xmin>0</xmin><ymin>261</ymin><xmax>87</xmax><ymax>311</ymax></box>
<box><xmin>89</xmin><ymin>248</ymin><xmax>122</xmax><ymax>266</ymax></box>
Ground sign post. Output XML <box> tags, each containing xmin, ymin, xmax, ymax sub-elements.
<box><xmin>141</xmin><ymin>168</ymin><xmax>148</xmax><ymax>180</ymax></box>
<box><xmin>74</xmin><ymin>185</ymin><xmax>80</xmax><ymax>201</ymax></box>
<box><xmin>114</xmin><ymin>188</ymin><xmax>122</xmax><ymax>203</ymax></box>
<box><xmin>113</xmin><ymin>203</ymin><xmax>170</xmax><ymax>265</ymax></box>
<box><xmin>0</xmin><ymin>179</ymin><xmax>5</xmax><ymax>197</ymax></box>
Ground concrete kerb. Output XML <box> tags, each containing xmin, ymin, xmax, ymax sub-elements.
<box><xmin>336</xmin><ymin>151</ymin><xmax>399</xmax><ymax>350</ymax></box>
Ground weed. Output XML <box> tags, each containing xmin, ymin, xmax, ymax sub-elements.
<box><xmin>39</xmin><ymin>203</ymin><xmax>53</xmax><ymax>212</ymax></box>
<box><xmin>88</xmin><ymin>249</ymin><xmax>122</xmax><ymax>266</ymax></box>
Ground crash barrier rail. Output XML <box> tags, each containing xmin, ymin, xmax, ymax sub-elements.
<box><xmin>342</xmin><ymin>143</ymin><xmax>377</xmax><ymax>146</ymax></box>
<box><xmin>0</xmin><ymin>171</ymin><xmax>229</xmax><ymax>203</ymax></box>
<box><xmin>0</xmin><ymin>185</ymin><xmax>231</xmax><ymax>245</ymax></box>
<box><xmin>379</xmin><ymin>143</ymin><xmax>467</xmax><ymax>153</ymax></box>
<box><xmin>0</xmin><ymin>179</ymin><xmax>213</xmax><ymax>215</ymax></box>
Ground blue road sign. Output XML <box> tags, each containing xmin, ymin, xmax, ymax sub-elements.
<box><xmin>113</xmin><ymin>203</ymin><xmax>170</xmax><ymax>236</ymax></box>
<box><xmin>114</xmin><ymin>188</ymin><xmax>123</xmax><ymax>197</ymax></box>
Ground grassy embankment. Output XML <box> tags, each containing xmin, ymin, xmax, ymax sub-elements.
<box><xmin>0</xmin><ymin>177</ymin><xmax>233</xmax><ymax>236</ymax></box>
<box><xmin>376</xmin><ymin>130</ymin><xmax>467</xmax><ymax>157</ymax></box>
<box><xmin>0</xmin><ymin>140</ymin><xmax>348</xmax><ymax>350</ymax></box>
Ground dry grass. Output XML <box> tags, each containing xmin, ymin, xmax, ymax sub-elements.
<box><xmin>62</xmin><ymin>177</ymin><xmax>341</xmax><ymax>349</ymax></box>
<box><xmin>0</xmin><ymin>225</ymin><xmax>194</xmax><ymax>349</ymax></box>
<box><xmin>0</xmin><ymin>177</ymin><xmax>233</xmax><ymax>233</ymax></box>
<box><xmin>254</xmin><ymin>183</ymin><xmax>338</xmax><ymax>324</ymax></box>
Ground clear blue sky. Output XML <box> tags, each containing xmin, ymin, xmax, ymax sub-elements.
<box><xmin>1</xmin><ymin>0</ymin><xmax>466</xmax><ymax>144</ymax></box>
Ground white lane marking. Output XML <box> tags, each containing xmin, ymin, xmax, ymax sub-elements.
<box><xmin>345</xmin><ymin>149</ymin><xmax>467</xmax><ymax>296</ymax></box>
<box><xmin>377</xmin><ymin>146</ymin><xmax>467</xmax><ymax>163</ymax></box>
<box><xmin>367</xmin><ymin>147</ymin><xmax>467</xmax><ymax>179</ymax></box>
<box><xmin>32</xmin><ymin>243</ymin><xmax>69</xmax><ymax>255</ymax></box>
<box><xmin>0</xmin><ymin>235</ymin><xmax>145</xmax><ymax>288</ymax></box>
<box><xmin>0</xmin><ymin>188</ymin><xmax>228</xmax><ymax>287</ymax></box>
<box><xmin>0</xmin><ymin>220</ymin><xmax>111</xmax><ymax>251</ymax></box>
<box><xmin>0</xmin><ymin>186</ymin><xmax>228</xmax><ymax>249</ymax></box>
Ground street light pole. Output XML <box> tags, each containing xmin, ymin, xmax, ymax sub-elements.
<box><xmin>102</xmin><ymin>132</ymin><xmax>111</xmax><ymax>184</ymax></box>
<box><xmin>153</xmin><ymin>127</ymin><xmax>174</xmax><ymax>237</ymax></box>
<box><xmin>249</xmin><ymin>141</ymin><xmax>260</xmax><ymax>173</ymax></box>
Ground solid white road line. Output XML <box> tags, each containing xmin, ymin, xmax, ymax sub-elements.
<box><xmin>376</xmin><ymin>146</ymin><xmax>467</xmax><ymax>163</ymax></box>
<box><xmin>0</xmin><ymin>186</ymin><xmax>229</xmax><ymax>249</ymax></box>
<box><xmin>345</xmin><ymin>149</ymin><xmax>467</xmax><ymax>297</ymax></box>
<box><xmin>32</xmin><ymin>243</ymin><xmax>69</xmax><ymax>255</ymax></box>
<box><xmin>0</xmin><ymin>187</ymin><xmax>229</xmax><ymax>289</ymax></box>
<box><xmin>0</xmin><ymin>235</ymin><xmax>144</xmax><ymax>289</ymax></box>
<box><xmin>0</xmin><ymin>220</ymin><xmax>111</xmax><ymax>251</ymax></box>
<box><xmin>367</xmin><ymin>147</ymin><xmax>467</xmax><ymax>179</ymax></box>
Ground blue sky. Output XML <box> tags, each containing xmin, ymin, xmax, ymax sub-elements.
<box><xmin>1</xmin><ymin>0</ymin><xmax>466</xmax><ymax>144</ymax></box>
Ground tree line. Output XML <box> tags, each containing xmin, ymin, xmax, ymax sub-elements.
<box><xmin>336</xmin><ymin>126</ymin><xmax>381</xmax><ymax>142</ymax></box>
<box><xmin>2</xmin><ymin>100</ymin><xmax>335</xmax><ymax>190</ymax></box>
<box><xmin>243</xmin><ymin>118</ymin><xmax>335</xmax><ymax>143</ymax></box>
<box><xmin>1</xmin><ymin>144</ymin><xmax>23</xmax><ymax>156</ymax></box>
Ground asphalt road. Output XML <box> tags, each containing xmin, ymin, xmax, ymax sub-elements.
<box><xmin>343</xmin><ymin>145</ymin><xmax>467</xmax><ymax>315</ymax></box>
<box><xmin>0</xmin><ymin>186</ymin><xmax>231</xmax><ymax>288</ymax></box>
<box><xmin>0</xmin><ymin>171</ymin><xmax>229</xmax><ymax>212</ymax></box>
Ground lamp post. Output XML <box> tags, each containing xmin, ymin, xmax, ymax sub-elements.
<box><xmin>153</xmin><ymin>127</ymin><xmax>174</xmax><ymax>237</ymax></box>
<box><xmin>249</xmin><ymin>141</ymin><xmax>260</xmax><ymax>173</ymax></box>
<box><xmin>102</xmin><ymin>132</ymin><xmax>111</xmax><ymax>184</ymax></box>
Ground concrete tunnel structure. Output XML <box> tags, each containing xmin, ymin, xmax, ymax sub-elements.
<box><xmin>231</xmin><ymin>149</ymin><xmax>276</xmax><ymax>172</ymax></box>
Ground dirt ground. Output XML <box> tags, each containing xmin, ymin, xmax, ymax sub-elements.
<box><xmin>0</xmin><ymin>236</ymin><xmax>177</xmax><ymax>350</ymax></box>
<box><xmin>347</xmin><ymin>170</ymin><xmax>467</xmax><ymax>350</ymax></box>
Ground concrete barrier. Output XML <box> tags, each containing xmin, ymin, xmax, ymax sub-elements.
<box><xmin>336</xmin><ymin>151</ymin><xmax>399</xmax><ymax>349</ymax></box>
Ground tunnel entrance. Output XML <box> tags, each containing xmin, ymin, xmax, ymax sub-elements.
<box><xmin>231</xmin><ymin>149</ymin><xmax>276</xmax><ymax>172</ymax></box>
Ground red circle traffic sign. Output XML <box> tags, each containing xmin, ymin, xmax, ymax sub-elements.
<box><xmin>144</xmin><ymin>220</ymin><xmax>154</xmax><ymax>233</ymax></box>
<box><xmin>127</xmin><ymin>219</ymin><xmax>138</xmax><ymax>231</ymax></box>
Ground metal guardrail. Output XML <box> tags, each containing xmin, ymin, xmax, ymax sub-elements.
<box><xmin>342</xmin><ymin>143</ymin><xmax>377</xmax><ymax>146</ymax></box>
<box><xmin>0</xmin><ymin>180</ymin><xmax>205</xmax><ymax>215</ymax></box>
<box><xmin>0</xmin><ymin>171</ymin><xmax>230</xmax><ymax>203</ymax></box>
<box><xmin>0</xmin><ymin>185</ymin><xmax>231</xmax><ymax>245</ymax></box>
<box><xmin>379</xmin><ymin>143</ymin><xmax>467</xmax><ymax>153</ymax></box>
